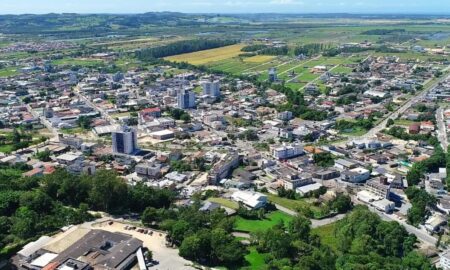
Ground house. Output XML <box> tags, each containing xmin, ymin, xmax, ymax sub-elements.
<box><xmin>364</xmin><ymin>178</ymin><xmax>391</xmax><ymax>199</ymax></box>
<box><xmin>409</xmin><ymin>123</ymin><xmax>420</xmax><ymax>134</ymax></box>
<box><xmin>283</xmin><ymin>172</ymin><xmax>313</xmax><ymax>190</ymax></box>
<box><xmin>421</xmin><ymin>121</ymin><xmax>435</xmax><ymax>132</ymax></box>
<box><xmin>424</xmin><ymin>214</ymin><xmax>447</xmax><ymax>233</ymax></box>
<box><xmin>231</xmin><ymin>191</ymin><xmax>267</xmax><ymax>209</ymax></box>
<box><xmin>313</xmin><ymin>169</ymin><xmax>340</xmax><ymax>180</ymax></box>
<box><xmin>334</xmin><ymin>158</ymin><xmax>358</xmax><ymax>170</ymax></box>
<box><xmin>296</xmin><ymin>182</ymin><xmax>323</xmax><ymax>196</ymax></box>
<box><xmin>341</xmin><ymin>167</ymin><xmax>370</xmax><ymax>183</ymax></box>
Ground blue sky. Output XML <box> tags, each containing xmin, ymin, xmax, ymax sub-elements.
<box><xmin>0</xmin><ymin>0</ymin><xmax>449</xmax><ymax>14</ymax></box>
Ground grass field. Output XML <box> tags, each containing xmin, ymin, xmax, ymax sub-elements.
<box><xmin>207</xmin><ymin>197</ymin><xmax>239</xmax><ymax>210</ymax></box>
<box><xmin>311</xmin><ymin>222</ymin><xmax>338</xmax><ymax>252</ymax></box>
<box><xmin>0</xmin><ymin>67</ymin><xmax>20</xmax><ymax>77</ymax></box>
<box><xmin>394</xmin><ymin>119</ymin><xmax>417</xmax><ymax>126</ymax></box>
<box><xmin>243</xmin><ymin>55</ymin><xmax>276</xmax><ymax>63</ymax></box>
<box><xmin>165</xmin><ymin>44</ymin><xmax>245</xmax><ymax>65</ymax></box>
<box><xmin>52</xmin><ymin>58</ymin><xmax>104</xmax><ymax>67</ymax></box>
<box><xmin>243</xmin><ymin>247</ymin><xmax>268</xmax><ymax>270</ymax></box>
<box><xmin>266</xmin><ymin>194</ymin><xmax>323</xmax><ymax>217</ymax></box>
<box><xmin>234</xmin><ymin>210</ymin><xmax>293</xmax><ymax>233</ymax></box>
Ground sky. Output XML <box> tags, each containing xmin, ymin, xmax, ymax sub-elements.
<box><xmin>0</xmin><ymin>0</ymin><xmax>449</xmax><ymax>15</ymax></box>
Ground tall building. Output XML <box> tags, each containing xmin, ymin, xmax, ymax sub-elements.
<box><xmin>202</xmin><ymin>80</ymin><xmax>221</xmax><ymax>97</ymax></box>
<box><xmin>112</xmin><ymin>126</ymin><xmax>138</xmax><ymax>154</ymax></box>
<box><xmin>177</xmin><ymin>89</ymin><xmax>196</xmax><ymax>109</ymax></box>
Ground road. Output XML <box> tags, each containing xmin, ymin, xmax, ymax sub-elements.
<box><xmin>366</xmin><ymin>205</ymin><xmax>437</xmax><ymax>246</ymax></box>
<box><xmin>436</xmin><ymin>107</ymin><xmax>449</xmax><ymax>152</ymax></box>
<box><xmin>26</xmin><ymin>104</ymin><xmax>59</xmax><ymax>137</ymax></box>
<box><xmin>274</xmin><ymin>203</ymin><xmax>346</xmax><ymax>228</ymax></box>
<box><xmin>338</xmin><ymin>72</ymin><xmax>450</xmax><ymax>145</ymax></box>
<box><xmin>74</xmin><ymin>85</ymin><xmax>118</xmax><ymax>125</ymax></box>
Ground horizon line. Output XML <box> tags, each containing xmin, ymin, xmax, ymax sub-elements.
<box><xmin>0</xmin><ymin>11</ymin><xmax>450</xmax><ymax>16</ymax></box>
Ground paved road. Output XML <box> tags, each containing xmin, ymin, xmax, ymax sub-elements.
<box><xmin>337</xmin><ymin>72</ymin><xmax>450</xmax><ymax>146</ymax></box>
<box><xmin>436</xmin><ymin>107</ymin><xmax>448</xmax><ymax>152</ymax></box>
<box><xmin>274</xmin><ymin>204</ymin><xmax>346</xmax><ymax>228</ymax></box>
<box><xmin>26</xmin><ymin>104</ymin><xmax>59</xmax><ymax>137</ymax></box>
<box><xmin>74</xmin><ymin>85</ymin><xmax>118</xmax><ymax>125</ymax></box>
<box><xmin>366</xmin><ymin>205</ymin><xmax>437</xmax><ymax>246</ymax></box>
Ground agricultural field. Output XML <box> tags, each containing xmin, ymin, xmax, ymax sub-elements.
<box><xmin>52</xmin><ymin>58</ymin><xmax>105</xmax><ymax>67</ymax></box>
<box><xmin>164</xmin><ymin>44</ymin><xmax>245</xmax><ymax>65</ymax></box>
<box><xmin>243</xmin><ymin>55</ymin><xmax>276</xmax><ymax>63</ymax></box>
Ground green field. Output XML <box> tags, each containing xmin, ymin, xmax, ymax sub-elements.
<box><xmin>266</xmin><ymin>194</ymin><xmax>324</xmax><ymax>218</ymax></box>
<box><xmin>0</xmin><ymin>67</ymin><xmax>20</xmax><ymax>77</ymax></box>
<box><xmin>52</xmin><ymin>58</ymin><xmax>105</xmax><ymax>67</ymax></box>
<box><xmin>234</xmin><ymin>211</ymin><xmax>293</xmax><ymax>233</ymax></box>
<box><xmin>242</xmin><ymin>247</ymin><xmax>268</xmax><ymax>270</ymax></box>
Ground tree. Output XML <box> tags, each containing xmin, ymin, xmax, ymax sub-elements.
<box><xmin>288</xmin><ymin>215</ymin><xmax>311</xmax><ymax>241</ymax></box>
<box><xmin>330</xmin><ymin>194</ymin><xmax>353</xmax><ymax>213</ymax></box>
<box><xmin>36</xmin><ymin>149</ymin><xmax>52</xmax><ymax>162</ymax></box>
<box><xmin>11</xmin><ymin>207</ymin><xmax>38</xmax><ymax>239</ymax></box>
<box><xmin>387</xmin><ymin>118</ymin><xmax>395</xmax><ymax>127</ymax></box>
<box><xmin>142</xmin><ymin>207</ymin><xmax>158</xmax><ymax>226</ymax></box>
<box><xmin>87</xmin><ymin>170</ymin><xmax>128</xmax><ymax>212</ymax></box>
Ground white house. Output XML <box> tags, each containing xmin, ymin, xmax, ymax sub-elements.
<box><xmin>341</xmin><ymin>167</ymin><xmax>370</xmax><ymax>183</ymax></box>
<box><xmin>231</xmin><ymin>191</ymin><xmax>267</xmax><ymax>209</ymax></box>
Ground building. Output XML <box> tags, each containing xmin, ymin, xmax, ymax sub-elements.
<box><xmin>112</xmin><ymin>126</ymin><xmax>138</xmax><ymax>155</ymax></box>
<box><xmin>135</xmin><ymin>162</ymin><xmax>163</xmax><ymax>179</ymax></box>
<box><xmin>277</xmin><ymin>111</ymin><xmax>293</xmax><ymax>121</ymax></box>
<box><xmin>231</xmin><ymin>191</ymin><xmax>267</xmax><ymax>209</ymax></box>
<box><xmin>272</xmin><ymin>143</ymin><xmax>303</xmax><ymax>160</ymax></box>
<box><xmin>208</xmin><ymin>152</ymin><xmax>240</xmax><ymax>185</ymax></box>
<box><xmin>139</xmin><ymin>107</ymin><xmax>161</xmax><ymax>120</ymax></box>
<box><xmin>201</xmin><ymin>80</ymin><xmax>221</xmax><ymax>98</ymax></box>
<box><xmin>283</xmin><ymin>173</ymin><xmax>314</xmax><ymax>190</ymax></box>
<box><xmin>177</xmin><ymin>89</ymin><xmax>196</xmax><ymax>109</ymax></box>
<box><xmin>440</xmin><ymin>250</ymin><xmax>450</xmax><ymax>270</ymax></box>
<box><xmin>150</xmin><ymin>129</ymin><xmax>175</xmax><ymax>140</ymax></box>
<box><xmin>296</xmin><ymin>182</ymin><xmax>323</xmax><ymax>196</ymax></box>
<box><xmin>313</xmin><ymin>169</ymin><xmax>340</xmax><ymax>180</ymax></box>
<box><xmin>334</xmin><ymin>158</ymin><xmax>358</xmax><ymax>170</ymax></box>
<box><xmin>341</xmin><ymin>167</ymin><xmax>370</xmax><ymax>183</ymax></box>
<box><xmin>268</xmin><ymin>67</ymin><xmax>277</xmax><ymax>82</ymax></box>
<box><xmin>364</xmin><ymin>178</ymin><xmax>391</xmax><ymax>199</ymax></box>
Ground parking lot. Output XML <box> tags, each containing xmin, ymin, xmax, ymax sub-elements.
<box><xmin>92</xmin><ymin>220</ymin><xmax>195</xmax><ymax>270</ymax></box>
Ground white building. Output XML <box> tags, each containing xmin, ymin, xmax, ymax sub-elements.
<box><xmin>440</xmin><ymin>250</ymin><xmax>450</xmax><ymax>270</ymax></box>
<box><xmin>177</xmin><ymin>89</ymin><xmax>196</xmax><ymax>109</ymax></box>
<box><xmin>201</xmin><ymin>80</ymin><xmax>221</xmax><ymax>98</ymax></box>
<box><xmin>272</xmin><ymin>143</ymin><xmax>303</xmax><ymax>160</ymax></box>
<box><xmin>341</xmin><ymin>167</ymin><xmax>370</xmax><ymax>183</ymax></box>
<box><xmin>112</xmin><ymin>126</ymin><xmax>138</xmax><ymax>155</ymax></box>
<box><xmin>231</xmin><ymin>191</ymin><xmax>267</xmax><ymax>209</ymax></box>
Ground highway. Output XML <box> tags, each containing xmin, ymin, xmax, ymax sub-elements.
<box><xmin>436</xmin><ymin>107</ymin><xmax>449</xmax><ymax>152</ymax></box>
